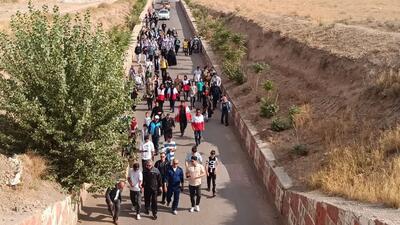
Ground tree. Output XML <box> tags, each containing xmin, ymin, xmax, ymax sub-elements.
<box><xmin>0</xmin><ymin>4</ymin><xmax>129</xmax><ymax>192</ymax></box>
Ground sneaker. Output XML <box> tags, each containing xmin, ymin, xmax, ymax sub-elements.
<box><xmin>144</xmin><ymin>209</ymin><xmax>150</xmax><ymax>215</ymax></box>
<box><xmin>172</xmin><ymin>210</ymin><xmax>178</xmax><ymax>215</ymax></box>
<box><xmin>189</xmin><ymin>207</ymin><xmax>195</xmax><ymax>212</ymax></box>
<box><xmin>166</xmin><ymin>201</ymin><xmax>170</xmax><ymax>207</ymax></box>
<box><xmin>153</xmin><ymin>215</ymin><xmax>157</xmax><ymax>220</ymax></box>
<box><xmin>136</xmin><ymin>214</ymin><xmax>141</xmax><ymax>220</ymax></box>
<box><xmin>195</xmin><ymin>205</ymin><xmax>200</xmax><ymax>212</ymax></box>
<box><xmin>160</xmin><ymin>201</ymin><xmax>166</xmax><ymax>205</ymax></box>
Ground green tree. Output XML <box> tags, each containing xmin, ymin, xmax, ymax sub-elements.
<box><xmin>0</xmin><ymin>4</ymin><xmax>129</xmax><ymax>192</ymax></box>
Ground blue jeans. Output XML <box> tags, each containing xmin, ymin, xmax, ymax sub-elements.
<box><xmin>167</xmin><ymin>186</ymin><xmax>181</xmax><ymax>211</ymax></box>
<box><xmin>194</xmin><ymin>130</ymin><xmax>202</xmax><ymax>146</ymax></box>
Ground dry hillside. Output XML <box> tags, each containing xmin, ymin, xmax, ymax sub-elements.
<box><xmin>191</xmin><ymin>0</ymin><xmax>400</xmax><ymax>206</ymax></box>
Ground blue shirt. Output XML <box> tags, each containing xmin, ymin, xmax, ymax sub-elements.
<box><xmin>166</xmin><ymin>166</ymin><xmax>184</xmax><ymax>188</ymax></box>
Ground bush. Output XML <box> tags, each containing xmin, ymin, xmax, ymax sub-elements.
<box><xmin>260</xmin><ymin>98</ymin><xmax>279</xmax><ymax>118</ymax></box>
<box><xmin>288</xmin><ymin>105</ymin><xmax>301</xmax><ymax>123</ymax></box>
<box><xmin>271</xmin><ymin>117</ymin><xmax>292</xmax><ymax>132</ymax></box>
<box><xmin>252</xmin><ymin>62</ymin><xmax>270</xmax><ymax>74</ymax></box>
<box><xmin>292</xmin><ymin>144</ymin><xmax>308</xmax><ymax>156</ymax></box>
<box><xmin>191</xmin><ymin>5</ymin><xmax>247</xmax><ymax>85</ymax></box>
<box><xmin>263</xmin><ymin>80</ymin><xmax>274</xmax><ymax>92</ymax></box>
<box><xmin>0</xmin><ymin>5</ymin><xmax>131</xmax><ymax>192</ymax></box>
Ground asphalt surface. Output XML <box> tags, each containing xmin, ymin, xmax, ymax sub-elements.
<box><xmin>78</xmin><ymin>1</ymin><xmax>282</xmax><ymax>225</ymax></box>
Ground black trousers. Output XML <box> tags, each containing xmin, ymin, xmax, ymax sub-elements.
<box><xmin>106</xmin><ymin>198</ymin><xmax>121</xmax><ymax>221</ymax></box>
<box><xmin>130</xmin><ymin>190</ymin><xmax>141</xmax><ymax>214</ymax></box>
<box><xmin>144</xmin><ymin>188</ymin><xmax>158</xmax><ymax>215</ymax></box>
<box><xmin>147</xmin><ymin>98</ymin><xmax>153</xmax><ymax>110</ymax></box>
<box><xmin>212</xmin><ymin>97</ymin><xmax>218</xmax><ymax>110</ymax></box>
<box><xmin>152</xmin><ymin>135</ymin><xmax>160</xmax><ymax>154</ymax></box>
<box><xmin>189</xmin><ymin>185</ymin><xmax>201</xmax><ymax>207</ymax></box>
<box><xmin>221</xmin><ymin>110</ymin><xmax>229</xmax><ymax>125</ymax></box>
<box><xmin>179</xmin><ymin>121</ymin><xmax>187</xmax><ymax>135</ymax></box>
<box><xmin>170</xmin><ymin>99</ymin><xmax>175</xmax><ymax>112</ymax></box>
<box><xmin>207</xmin><ymin>173</ymin><xmax>216</xmax><ymax>194</ymax></box>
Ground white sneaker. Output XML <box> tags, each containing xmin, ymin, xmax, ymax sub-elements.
<box><xmin>173</xmin><ymin>210</ymin><xmax>178</xmax><ymax>215</ymax></box>
<box><xmin>136</xmin><ymin>214</ymin><xmax>141</xmax><ymax>220</ymax></box>
<box><xmin>195</xmin><ymin>205</ymin><xmax>200</xmax><ymax>212</ymax></box>
<box><xmin>189</xmin><ymin>207</ymin><xmax>195</xmax><ymax>212</ymax></box>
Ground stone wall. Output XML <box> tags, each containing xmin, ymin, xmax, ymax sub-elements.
<box><xmin>178</xmin><ymin>1</ymin><xmax>400</xmax><ymax>225</ymax></box>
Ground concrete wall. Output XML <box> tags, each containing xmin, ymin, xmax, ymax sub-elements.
<box><xmin>178</xmin><ymin>1</ymin><xmax>400</xmax><ymax>225</ymax></box>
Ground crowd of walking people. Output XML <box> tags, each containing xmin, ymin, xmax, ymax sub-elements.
<box><xmin>105</xmin><ymin>7</ymin><xmax>232</xmax><ymax>224</ymax></box>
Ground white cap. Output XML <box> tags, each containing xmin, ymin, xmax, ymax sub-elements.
<box><xmin>155</xmin><ymin>115</ymin><xmax>160</xmax><ymax>119</ymax></box>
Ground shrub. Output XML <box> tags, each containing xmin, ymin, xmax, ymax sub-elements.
<box><xmin>263</xmin><ymin>80</ymin><xmax>274</xmax><ymax>92</ymax></box>
<box><xmin>0</xmin><ymin>5</ymin><xmax>132</xmax><ymax>192</ymax></box>
<box><xmin>271</xmin><ymin>117</ymin><xmax>292</xmax><ymax>132</ymax></box>
<box><xmin>292</xmin><ymin>144</ymin><xmax>308</xmax><ymax>156</ymax></box>
<box><xmin>260</xmin><ymin>98</ymin><xmax>279</xmax><ymax>118</ymax></box>
<box><xmin>288</xmin><ymin>105</ymin><xmax>301</xmax><ymax>123</ymax></box>
<box><xmin>252</xmin><ymin>62</ymin><xmax>270</xmax><ymax>74</ymax></box>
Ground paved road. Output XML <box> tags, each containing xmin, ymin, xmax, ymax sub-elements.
<box><xmin>79</xmin><ymin>1</ymin><xmax>282</xmax><ymax>225</ymax></box>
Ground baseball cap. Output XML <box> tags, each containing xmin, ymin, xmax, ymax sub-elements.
<box><xmin>155</xmin><ymin>115</ymin><xmax>160</xmax><ymax>119</ymax></box>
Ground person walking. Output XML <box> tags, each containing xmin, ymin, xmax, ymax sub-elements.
<box><xmin>189</xmin><ymin>81</ymin><xmax>197</xmax><ymax>109</ymax></box>
<box><xmin>105</xmin><ymin>181</ymin><xmax>125</xmax><ymax>224</ymax></box>
<box><xmin>174</xmin><ymin>38</ymin><xmax>181</xmax><ymax>55</ymax></box>
<box><xmin>149</xmin><ymin>115</ymin><xmax>162</xmax><ymax>155</ymax></box>
<box><xmin>210</xmin><ymin>84</ymin><xmax>221</xmax><ymax>110</ymax></box>
<box><xmin>193</xmin><ymin>66</ymin><xmax>202</xmax><ymax>83</ymax></box>
<box><xmin>166</xmin><ymin>159</ymin><xmax>184</xmax><ymax>215</ymax></box>
<box><xmin>175</xmin><ymin>101</ymin><xmax>192</xmax><ymax>137</ymax></box>
<box><xmin>186</xmin><ymin>156</ymin><xmax>206</xmax><ymax>212</ymax></box>
<box><xmin>150</xmin><ymin>101</ymin><xmax>163</xmax><ymax>119</ymax></box>
<box><xmin>157</xmin><ymin>84</ymin><xmax>166</xmax><ymax>110</ymax></box>
<box><xmin>155</xmin><ymin>151</ymin><xmax>170</xmax><ymax>205</ymax></box>
<box><xmin>140</xmin><ymin>135</ymin><xmax>155</xmax><ymax>167</ymax></box>
<box><xmin>161</xmin><ymin>113</ymin><xmax>175</xmax><ymax>141</ymax></box>
<box><xmin>168</xmin><ymin>85</ymin><xmax>179</xmax><ymax>112</ymax></box>
<box><xmin>192</xmin><ymin>108</ymin><xmax>205</xmax><ymax>146</ymax></box>
<box><xmin>160</xmin><ymin>57</ymin><xmax>168</xmax><ymax>83</ymax></box>
<box><xmin>134</xmin><ymin>44</ymin><xmax>142</xmax><ymax>64</ymax></box>
<box><xmin>182</xmin><ymin>75</ymin><xmax>190</xmax><ymax>101</ymax></box>
<box><xmin>128</xmin><ymin>163</ymin><xmax>143</xmax><ymax>220</ymax></box>
<box><xmin>164</xmin><ymin>136</ymin><xmax>177</xmax><ymax>162</ymax></box>
<box><xmin>206</xmin><ymin>150</ymin><xmax>219</xmax><ymax>197</ymax></box>
<box><xmin>185</xmin><ymin>145</ymin><xmax>203</xmax><ymax>168</ymax></box>
<box><xmin>220</xmin><ymin>95</ymin><xmax>232</xmax><ymax>126</ymax></box>
<box><xmin>142</xmin><ymin>160</ymin><xmax>163</xmax><ymax>220</ymax></box>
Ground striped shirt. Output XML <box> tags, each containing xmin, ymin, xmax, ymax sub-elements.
<box><xmin>164</xmin><ymin>141</ymin><xmax>177</xmax><ymax>161</ymax></box>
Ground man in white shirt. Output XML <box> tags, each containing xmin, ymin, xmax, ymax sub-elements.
<box><xmin>186</xmin><ymin>156</ymin><xmax>206</xmax><ymax>212</ymax></box>
<box><xmin>193</xmin><ymin>66</ymin><xmax>202</xmax><ymax>83</ymax></box>
<box><xmin>140</xmin><ymin>135</ymin><xmax>155</xmax><ymax>168</ymax></box>
<box><xmin>128</xmin><ymin>163</ymin><xmax>143</xmax><ymax>220</ymax></box>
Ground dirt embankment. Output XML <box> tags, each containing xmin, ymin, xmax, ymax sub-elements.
<box><xmin>0</xmin><ymin>0</ymin><xmax>134</xmax><ymax>32</ymax></box>
<box><xmin>198</xmin><ymin>6</ymin><xmax>400</xmax><ymax>188</ymax></box>
<box><xmin>0</xmin><ymin>153</ymin><xmax>65</xmax><ymax>225</ymax></box>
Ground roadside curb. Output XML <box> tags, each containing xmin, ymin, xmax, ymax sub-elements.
<box><xmin>178</xmin><ymin>1</ymin><xmax>400</xmax><ymax>225</ymax></box>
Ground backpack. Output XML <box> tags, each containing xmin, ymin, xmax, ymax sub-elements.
<box><xmin>151</xmin><ymin>122</ymin><xmax>161</xmax><ymax>137</ymax></box>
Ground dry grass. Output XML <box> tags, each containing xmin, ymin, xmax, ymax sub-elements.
<box><xmin>374</xmin><ymin>69</ymin><xmax>400</xmax><ymax>97</ymax></box>
<box><xmin>311</xmin><ymin>126</ymin><xmax>400</xmax><ymax>208</ymax></box>
<box><xmin>21</xmin><ymin>152</ymin><xmax>47</xmax><ymax>189</ymax></box>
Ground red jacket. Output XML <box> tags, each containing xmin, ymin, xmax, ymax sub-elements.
<box><xmin>175</xmin><ymin>106</ymin><xmax>192</xmax><ymax>122</ymax></box>
<box><xmin>191</xmin><ymin>114</ymin><xmax>205</xmax><ymax>131</ymax></box>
